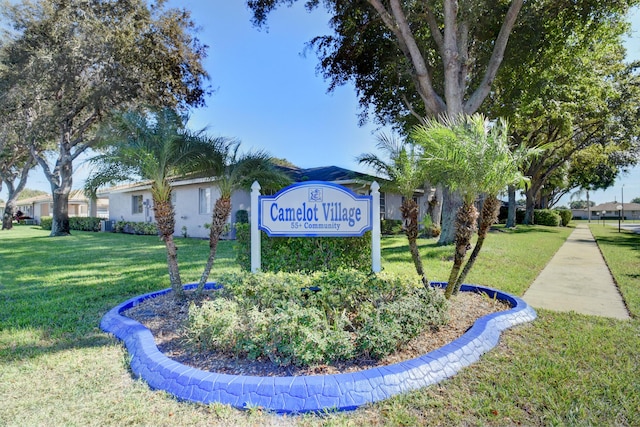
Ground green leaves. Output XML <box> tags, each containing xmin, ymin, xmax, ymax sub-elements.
<box><xmin>357</xmin><ymin>133</ymin><xmax>428</xmax><ymax>199</ymax></box>
<box><xmin>187</xmin><ymin>270</ymin><xmax>449</xmax><ymax>366</ymax></box>
<box><xmin>412</xmin><ymin>113</ymin><xmax>525</xmax><ymax>203</ymax></box>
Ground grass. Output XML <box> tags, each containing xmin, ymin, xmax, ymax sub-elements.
<box><xmin>589</xmin><ymin>224</ymin><xmax>640</xmax><ymax>316</ymax></box>
<box><xmin>382</xmin><ymin>224</ymin><xmax>573</xmax><ymax>295</ymax></box>
<box><xmin>1</xmin><ymin>223</ymin><xmax>638</xmax><ymax>426</ymax></box>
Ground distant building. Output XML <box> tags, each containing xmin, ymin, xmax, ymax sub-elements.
<box><xmin>572</xmin><ymin>202</ymin><xmax>640</xmax><ymax>221</ymax></box>
<box><xmin>15</xmin><ymin>190</ymin><xmax>109</xmax><ymax>224</ymax></box>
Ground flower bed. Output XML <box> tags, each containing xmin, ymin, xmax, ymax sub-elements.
<box><xmin>100</xmin><ymin>282</ymin><xmax>536</xmax><ymax>413</ymax></box>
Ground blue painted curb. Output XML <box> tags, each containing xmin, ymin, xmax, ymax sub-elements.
<box><xmin>100</xmin><ymin>282</ymin><xmax>536</xmax><ymax>413</ymax></box>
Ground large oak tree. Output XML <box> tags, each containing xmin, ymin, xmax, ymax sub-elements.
<box><xmin>248</xmin><ymin>0</ymin><xmax>525</xmax><ymax>243</ymax></box>
<box><xmin>0</xmin><ymin>0</ymin><xmax>209</xmax><ymax>236</ymax></box>
<box><xmin>486</xmin><ymin>7</ymin><xmax>640</xmax><ymax>224</ymax></box>
<box><xmin>247</xmin><ymin>0</ymin><xmax>639</xmax><ymax>239</ymax></box>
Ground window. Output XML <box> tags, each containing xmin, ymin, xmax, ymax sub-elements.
<box><xmin>132</xmin><ymin>195</ymin><xmax>143</xmax><ymax>214</ymax></box>
<box><xmin>199</xmin><ymin>188</ymin><xmax>212</xmax><ymax>215</ymax></box>
<box><xmin>380</xmin><ymin>192</ymin><xmax>386</xmax><ymax>220</ymax></box>
<box><xmin>171</xmin><ymin>191</ymin><xmax>177</xmax><ymax>207</ymax></box>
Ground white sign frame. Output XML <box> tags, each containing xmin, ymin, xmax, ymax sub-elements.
<box><xmin>251</xmin><ymin>181</ymin><xmax>381</xmax><ymax>273</ymax></box>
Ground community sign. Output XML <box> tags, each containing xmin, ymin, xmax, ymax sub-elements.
<box><xmin>258</xmin><ymin>181</ymin><xmax>372</xmax><ymax>237</ymax></box>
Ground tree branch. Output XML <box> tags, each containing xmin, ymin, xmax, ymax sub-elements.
<box><xmin>464</xmin><ymin>0</ymin><xmax>524</xmax><ymax>114</ymax></box>
<box><xmin>443</xmin><ymin>0</ymin><xmax>462</xmax><ymax>115</ymax></box>
<box><xmin>30</xmin><ymin>144</ymin><xmax>58</xmax><ymax>188</ymax></box>
<box><xmin>367</xmin><ymin>0</ymin><xmax>446</xmax><ymax>116</ymax></box>
<box><xmin>424</xmin><ymin>4</ymin><xmax>444</xmax><ymax>54</ymax></box>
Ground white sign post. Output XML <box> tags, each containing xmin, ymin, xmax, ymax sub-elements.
<box><xmin>250</xmin><ymin>181</ymin><xmax>381</xmax><ymax>273</ymax></box>
<box><xmin>370</xmin><ymin>181</ymin><xmax>381</xmax><ymax>272</ymax></box>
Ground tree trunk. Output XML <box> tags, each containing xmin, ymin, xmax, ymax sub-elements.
<box><xmin>524</xmin><ymin>186</ymin><xmax>536</xmax><ymax>225</ymax></box>
<box><xmin>506</xmin><ymin>184</ymin><xmax>516</xmax><ymax>228</ymax></box>
<box><xmin>2</xmin><ymin>201</ymin><xmax>16</xmax><ymax>230</ymax></box>
<box><xmin>51</xmin><ymin>188</ymin><xmax>71</xmax><ymax>236</ymax></box>
<box><xmin>444</xmin><ymin>201</ymin><xmax>478</xmax><ymax>299</ymax></box>
<box><xmin>89</xmin><ymin>196</ymin><xmax>98</xmax><ymax>217</ymax></box>
<box><xmin>430</xmin><ymin>184</ymin><xmax>443</xmax><ymax>227</ymax></box>
<box><xmin>153</xmin><ymin>196</ymin><xmax>183</xmax><ymax>300</ymax></box>
<box><xmin>454</xmin><ymin>195</ymin><xmax>501</xmax><ymax>290</ymax></box>
<box><xmin>197</xmin><ymin>196</ymin><xmax>232</xmax><ymax>295</ymax></box>
<box><xmin>400</xmin><ymin>198</ymin><xmax>429</xmax><ymax>287</ymax></box>
<box><xmin>438</xmin><ymin>187</ymin><xmax>462</xmax><ymax>245</ymax></box>
<box><xmin>48</xmin><ymin>142</ymin><xmax>74</xmax><ymax>237</ymax></box>
<box><xmin>2</xmin><ymin>179</ymin><xmax>18</xmax><ymax>230</ymax></box>
<box><xmin>1</xmin><ymin>157</ymin><xmax>35</xmax><ymax>231</ymax></box>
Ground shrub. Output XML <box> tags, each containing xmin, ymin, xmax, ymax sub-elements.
<box><xmin>420</xmin><ymin>215</ymin><xmax>441</xmax><ymax>238</ymax></box>
<box><xmin>235</xmin><ymin>223</ymin><xmax>371</xmax><ymax>273</ymax></box>
<box><xmin>114</xmin><ymin>221</ymin><xmax>158</xmax><ymax>235</ymax></box>
<box><xmin>381</xmin><ymin>219</ymin><xmax>403</xmax><ymax>235</ymax></box>
<box><xmin>187</xmin><ymin>298</ymin><xmax>240</xmax><ymax>350</ymax></box>
<box><xmin>534</xmin><ymin>209</ymin><xmax>562</xmax><ymax>227</ymax></box>
<box><xmin>40</xmin><ymin>216</ymin><xmax>52</xmax><ymax>230</ymax></box>
<box><xmin>187</xmin><ymin>270</ymin><xmax>449</xmax><ymax>367</ymax></box>
<box><xmin>69</xmin><ymin>217</ymin><xmax>102</xmax><ymax>232</ymax></box>
<box><xmin>498</xmin><ymin>206</ymin><xmax>526</xmax><ymax>224</ymax></box>
<box><xmin>235</xmin><ymin>210</ymin><xmax>249</xmax><ymax>224</ymax></box>
<box><xmin>39</xmin><ymin>216</ymin><xmax>102</xmax><ymax>232</ymax></box>
<box><xmin>555</xmin><ymin>209</ymin><xmax>572</xmax><ymax>227</ymax></box>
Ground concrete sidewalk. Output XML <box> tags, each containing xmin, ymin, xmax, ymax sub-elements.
<box><xmin>522</xmin><ymin>223</ymin><xmax>630</xmax><ymax>320</ymax></box>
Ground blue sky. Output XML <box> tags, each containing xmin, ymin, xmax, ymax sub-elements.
<box><xmin>3</xmin><ymin>2</ymin><xmax>639</xmax><ymax>205</ymax></box>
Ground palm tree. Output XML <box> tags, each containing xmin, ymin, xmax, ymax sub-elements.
<box><xmin>195</xmin><ymin>143</ymin><xmax>291</xmax><ymax>295</ymax></box>
<box><xmin>86</xmin><ymin>108</ymin><xmax>227</xmax><ymax>300</ymax></box>
<box><xmin>412</xmin><ymin>114</ymin><xmax>524</xmax><ymax>298</ymax></box>
<box><xmin>357</xmin><ymin>134</ymin><xmax>430</xmax><ymax>286</ymax></box>
<box><xmin>452</xmin><ymin>121</ymin><xmax>532</xmax><ymax>291</ymax></box>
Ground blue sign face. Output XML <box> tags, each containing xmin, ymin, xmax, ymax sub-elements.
<box><xmin>258</xmin><ymin>181</ymin><xmax>372</xmax><ymax>237</ymax></box>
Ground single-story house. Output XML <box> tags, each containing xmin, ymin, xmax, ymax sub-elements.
<box><xmin>15</xmin><ymin>190</ymin><xmax>109</xmax><ymax>224</ymax></box>
<box><xmin>572</xmin><ymin>202</ymin><xmax>640</xmax><ymax>221</ymax></box>
<box><xmin>99</xmin><ymin>165</ymin><xmax>433</xmax><ymax>239</ymax></box>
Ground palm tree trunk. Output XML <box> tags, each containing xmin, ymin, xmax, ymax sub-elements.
<box><xmin>197</xmin><ymin>196</ymin><xmax>232</xmax><ymax>295</ymax></box>
<box><xmin>444</xmin><ymin>201</ymin><xmax>478</xmax><ymax>299</ymax></box>
<box><xmin>454</xmin><ymin>195</ymin><xmax>501</xmax><ymax>292</ymax></box>
<box><xmin>153</xmin><ymin>197</ymin><xmax>184</xmax><ymax>300</ymax></box>
<box><xmin>400</xmin><ymin>199</ymin><xmax>429</xmax><ymax>287</ymax></box>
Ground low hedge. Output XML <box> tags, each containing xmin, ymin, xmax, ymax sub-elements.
<box><xmin>555</xmin><ymin>208</ymin><xmax>572</xmax><ymax>227</ymax></box>
<box><xmin>40</xmin><ymin>217</ymin><xmax>52</xmax><ymax>230</ymax></box>
<box><xmin>39</xmin><ymin>216</ymin><xmax>102</xmax><ymax>232</ymax></box>
<box><xmin>187</xmin><ymin>270</ymin><xmax>449</xmax><ymax>367</ymax></box>
<box><xmin>114</xmin><ymin>220</ymin><xmax>158</xmax><ymax>235</ymax></box>
<box><xmin>235</xmin><ymin>223</ymin><xmax>371</xmax><ymax>273</ymax></box>
<box><xmin>498</xmin><ymin>206</ymin><xmax>526</xmax><ymax>224</ymax></box>
<box><xmin>533</xmin><ymin>209</ymin><xmax>562</xmax><ymax>226</ymax></box>
<box><xmin>381</xmin><ymin>219</ymin><xmax>403</xmax><ymax>235</ymax></box>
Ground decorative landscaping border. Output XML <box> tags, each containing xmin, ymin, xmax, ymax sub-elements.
<box><xmin>100</xmin><ymin>282</ymin><xmax>536</xmax><ymax>414</ymax></box>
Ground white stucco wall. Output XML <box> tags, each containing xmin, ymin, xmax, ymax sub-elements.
<box><xmin>108</xmin><ymin>190</ymin><xmax>154</xmax><ymax>223</ymax></box>
<box><xmin>106</xmin><ymin>180</ymin><xmax>432</xmax><ymax>239</ymax></box>
<box><xmin>108</xmin><ymin>183</ymin><xmax>252</xmax><ymax>239</ymax></box>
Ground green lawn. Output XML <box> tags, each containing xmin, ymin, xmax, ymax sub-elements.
<box><xmin>1</xmin><ymin>224</ymin><xmax>638</xmax><ymax>426</ymax></box>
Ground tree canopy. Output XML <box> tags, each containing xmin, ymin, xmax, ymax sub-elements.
<box><xmin>246</xmin><ymin>0</ymin><xmax>639</xmax><ymax>240</ymax></box>
<box><xmin>0</xmin><ymin>0</ymin><xmax>210</xmax><ymax>235</ymax></box>
<box><xmin>484</xmin><ymin>3</ymin><xmax>640</xmax><ymax>221</ymax></box>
